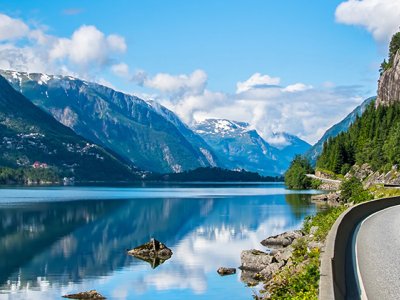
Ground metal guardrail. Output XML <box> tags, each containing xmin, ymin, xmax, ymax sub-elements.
<box><xmin>319</xmin><ymin>196</ymin><xmax>400</xmax><ymax>300</ymax></box>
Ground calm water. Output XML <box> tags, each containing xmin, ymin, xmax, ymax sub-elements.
<box><xmin>0</xmin><ymin>183</ymin><xmax>318</xmax><ymax>300</ymax></box>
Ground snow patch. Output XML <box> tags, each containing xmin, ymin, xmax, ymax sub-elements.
<box><xmin>162</xmin><ymin>146</ymin><xmax>183</xmax><ymax>173</ymax></box>
<box><xmin>200</xmin><ymin>148</ymin><xmax>217</xmax><ymax>167</ymax></box>
<box><xmin>39</xmin><ymin>74</ymin><xmax>51</xmax><ymax>85</ymax></box>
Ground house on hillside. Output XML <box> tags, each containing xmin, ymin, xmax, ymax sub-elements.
<box><xmin>32</xmin><ymin>161</ymin><xmax>48</xmax><ymax>169</ymax></box>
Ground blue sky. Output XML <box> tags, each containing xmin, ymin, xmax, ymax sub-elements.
<box><xmin>0</xmin><ymin>0</ymin><xmax>398</xmax><ymax>144</ymax></box>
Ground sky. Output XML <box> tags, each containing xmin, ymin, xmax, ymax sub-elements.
<box><xmin>0</xmin><ymin>0</ymin><xmax>399</xmax><ymax>145</ymax></box>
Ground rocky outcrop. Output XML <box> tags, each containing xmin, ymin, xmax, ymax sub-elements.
<box><xmin>346</xmin><ymin>163</ymin><xmax>374</xmax><ymax>181</ymax></box>
<box><xmin>311</xmin><ymin>192</ymin><xmax>341</xmax><ymax>206</ymax></box>
<box><xmin>307</xmin><ymin>171</ymin><xmax>341</xmax><ymax>190</ymax></box>
<box><xmin>363</xmin><ymin>165</ymin><xmax>400</xmax><ymax>188</ymax></box>
<box><xmin>63</xmin><ymin>290</ymin><xmax>106</xmax><ymax>299</ymax></box>
<box><xmin>345</xmin><ymin>164</ymin><xmax>400</xmax><ymax>188</ymax></box>
<box><xmin>217</xmin><ymin>267</ymin><xmax>236</xmax><ymax>276</ymax></box>
<box><xmin>318</xmin><ymin>181</ymin><xmax>341</xmax><ymax>191</ymax></box>
<box><xmin>315</xmin><ymin>170</ymin><xmax>334</xmax><ymax>180</ymax></box>
<box><xmin>377</xmin><ymin>50</ymin><xmax>400</xmax><ymax>107</ymax></box>
<box><xmin>260</xmin><ymin>230</ymin><xmax>303</xmax><ymax>248</ymax></box>
<box><xmin>127</xmin><ymin>238</ymin><xmax>173</xmax><ymax>268</ymax></box>
<box><xmin>240</xmin><ymin>231</ymin><xmax>306</xmax><ymax>286</ymax></box>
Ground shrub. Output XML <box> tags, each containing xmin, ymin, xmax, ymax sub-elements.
<box><xmin>340</xmin><ymin>177</ymin><xmax>373</xmax><ymax>203</ymax></box>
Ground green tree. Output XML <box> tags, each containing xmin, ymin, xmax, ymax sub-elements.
<box><xmin>317</xmin><ymin>101</ymin><xmax>400</xmax><ymax>175</ymax></box>
<box><xmin>285</xmin><ymin>155</ymin><xmax>314</xmax><ymax>190</ymax></box>
<box><xmin>389</xmin><ymin>31</ymin><xmax>400</xmax><ymax>65</ymax></box>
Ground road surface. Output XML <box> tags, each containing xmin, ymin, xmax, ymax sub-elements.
<box><xmin>355</xmin><ymin>205</ymin><xmax>400</xmax><ymax>299</ymax></box>
<box><xmin>305</xmin><ymin>174</ymin><xmax>342</xmax><ymax>184</ymax></box>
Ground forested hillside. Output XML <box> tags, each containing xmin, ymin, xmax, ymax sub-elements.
<box><xmin>317</xmin><ymin>101</ymin><xmax>400</xmax><ymax>174</ymax></box>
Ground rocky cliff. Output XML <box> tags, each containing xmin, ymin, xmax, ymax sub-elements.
<box><xmin>377</xmin><ymin>50</ymin><xmax>400</xmax><ymax>106</ymax></box>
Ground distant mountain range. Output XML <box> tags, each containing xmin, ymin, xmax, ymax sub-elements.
<box><xmin>0</xmin><ymin>75</ymin><xmax>136</xmax><ymax>181</ymax></box>
<box><xmin>305</xmin><ymin>97</ymin><xmax>375</xmax><ymax>164</ymax></box>
<box><xmin>193</xmin><ymin>119</ymin><xmax>310</xmax><ymax>176</ymax></box>
<box><xmin>1</xmin><ymin>70</ymin><xmax>216</xmax><ymax>174</ymax></box>
<box><xmin>0</xmin><ymin>70</ymin><xmax>312</xmax><ymax>177</ymax></box>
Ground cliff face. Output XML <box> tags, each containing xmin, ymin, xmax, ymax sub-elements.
<box><xmin>377</xmin><ymin>50</ymin><xmax>400</xmax><ymax>106</ymax></box>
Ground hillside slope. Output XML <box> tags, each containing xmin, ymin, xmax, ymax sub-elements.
<box><xmin>0</xmin><ymin>75</ymin><xmax>136</xmax><ymax>181</ymax></box>
<box><xmin>317</xmin><ymin>38</ymin><xmax>400</xmax><ymax>174</ymax></box>
<box><xmin>0</xmin><ymin>70</ymin><xmax>217</xmax><ymax>173</ymax></box>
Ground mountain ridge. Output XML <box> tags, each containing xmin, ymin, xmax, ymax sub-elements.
<box><xmin>193</xmin><ymin>118</ymin><xmax>310</xmax><ymax>176</ymax></box>
<box><xmin>0</xmin><ymin>70</ymin><xmax>216</xmax><ymax>173</ymax></box>
<box><xmin>0</xmin><ymin>74</ymin><xmax>136</xmax><ymax>181</ymax></box>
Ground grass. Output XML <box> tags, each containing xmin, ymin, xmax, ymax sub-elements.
<box><xmin>303</xmin><ymin>206</ymin><xmax>347</xmax><ymax>241</ymax></box>
<box><xmin>368</xmin><ymin>184</ymin><xmax>400</xmax><ymax>198</ymax></box>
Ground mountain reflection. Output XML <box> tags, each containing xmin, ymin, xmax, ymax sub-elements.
<box><xmin>0</xmin><ymin>188</ymin><xmax>316</xmax><ymax>298</ymax></box>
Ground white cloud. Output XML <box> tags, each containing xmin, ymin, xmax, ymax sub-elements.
<box><xmin>107</xmin><ymin>34</ymin><xmax>127</xmax><ymax>52</ymax></box>
<box><xmin>111</xmin><ymin>62</ymin><xmax>130</xmax><ymax>78</ymax></box>
<box><xmin>236</xmin><ymin>73</ymin><xmax>281</xmax><ymax>93</ymax></box>
<box><xmin>145</xmin><ymin>71</ymin><xmax>365</xmax><ymax>145</ymax></box>
<box><xmin>282</xmin><ymin>83</ymin><xmax>313</xmax><ymax>93</ymax></box>
<box><xmin>336</xmin><ymin>0</ymin><xmax>400</xmax><ymax>42</ymax></box>
<box><xmin>138</xmin><ymin>69</ymin><xmax>207</xmax><ymax>97</ymax></box>
<box><xmin>0</xmin><ymin>14</ymin><xmax>127</xmax><ymax>78</ymax></box>
<box><xmin>49</xmin><ymin>25</ymin><xmax>126</xmax><ymax>67</ymax></box>
<box><xmin>0</xmin><ymin>14</ymin><xmax>29</xmax><ymax>41</ymax></box>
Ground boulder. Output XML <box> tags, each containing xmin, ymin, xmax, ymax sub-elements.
<box><xmin>272</xmin><ymin>246</ymin><xmax>293</xmax><ymax>263</ymax></box>
<box><xmin>63</xmin><ymin>290</ymin><xmax>106</xmax><ymax>299</ymax></box>
<box><xmin>260</xmin><ymin>230</ymin><xmax>303</xmax><ymax>248</ymax></box>
<box><xmin>127</xmin><ymin>238</ymin><xmax>173</xmax><ymax>268</ymax></box>
<box><xmin>240</xmin><ymin>249</ymin><xmax>274</xmax><ymax>272</ymax></box>
<box><xmin>217</xmin><ymin>267</ymin><xmax>236</xmax><ymax>276</ymax></box>
<box><xmin>311</xmin><ymin>192</ymin><xmax>340</xmax><ymax>206</ymax></box>
<box><xmin>259</xmin><ymin>262</ymin><xmax>282</xmax><ymax>279</ymax></box>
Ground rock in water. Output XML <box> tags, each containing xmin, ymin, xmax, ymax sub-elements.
<box><xmin>260</xmin><ymin>230</ymin><xmax>302</xmax><ymax>248</ymax></box>
<box><xmin>127</xmin><ymin>238</ymin><xmax>173</xmax><ymax>268</ymax></box>
<box><xmin>217</xmin><ymin>267</ymin><xmax>236</xmax><ymax>276</ymax></box>
<box><xmin>63</xmin><ymin>290</ymin><xmax>106</xmax><ymax>299</ymax></box>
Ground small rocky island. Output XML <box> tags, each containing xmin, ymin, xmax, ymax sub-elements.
<box><xmin>127</xmin><ymin>238</ymin><xmax>173</xmax><ymax>268</ymax></box>
<box><xmin>63</xmin><ymin>290</ymin><xmax>106</xmax><ymax>299</ymax></box>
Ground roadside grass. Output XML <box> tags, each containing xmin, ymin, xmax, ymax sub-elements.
<box><xmin>260</xmin><ymin>205</ymin><xmax>346</xmax><ymax>299</ymax></box>
<box><xmin>368</xmin><ymin>184</ymin><xmax>400</xmax><ymax>198</ymax></box>
<box><xmin>260</xmin><ymin>181</ymin><xmax>396</xmax><ymax>299</ymax></box>
<box><xmin>303</xmin><ymin>206</ymin><xmax>347</xmax><ymax>241</ymax></box>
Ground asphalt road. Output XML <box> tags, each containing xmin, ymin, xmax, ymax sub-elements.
<box><xmin>355</xmin><ymin>205</ymin><xmax>400</xmax><ymax>300</ymax></box>
<box><xmin>305</xmin><ymin>174</ymin><xmax>342</xmax><ymax>183</ymax></box>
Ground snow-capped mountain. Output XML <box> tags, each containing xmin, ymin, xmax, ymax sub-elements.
<box><xmin>193</xmin><ymin>119</ymin><xmax>310</xmax><ymax>176</ymax></box>
<box><xmin>0</xmin><ymin>70</ymin><xmax>218</xmax><ymax>173</ymax></box>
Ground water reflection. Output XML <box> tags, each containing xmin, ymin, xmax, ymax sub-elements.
<box><xmin>0</xmin><ymin>186</ymin><xmax>316</xmax><ymax>299</ymax></box>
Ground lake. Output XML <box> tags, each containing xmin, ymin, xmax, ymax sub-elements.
<box><xmin>0</xmin><ymin>183</ymin><xmax>319</xmax><ymax>300</ymax></box>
